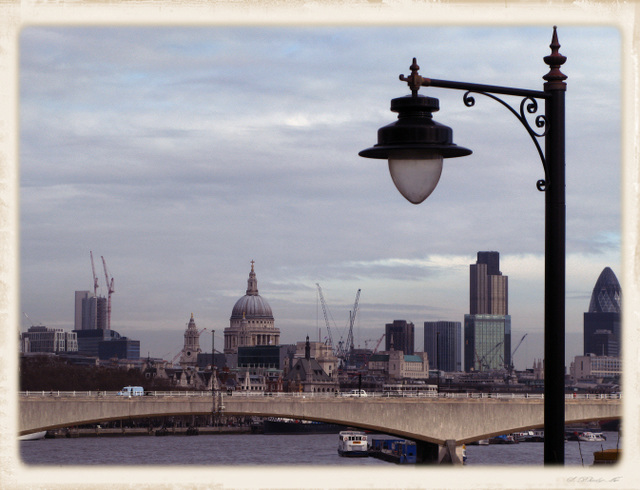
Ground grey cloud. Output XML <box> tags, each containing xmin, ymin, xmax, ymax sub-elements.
<box><xmin>19</xmin><ymin>26</ymin><xmax>621</xmax><ymax>364</ymax></box>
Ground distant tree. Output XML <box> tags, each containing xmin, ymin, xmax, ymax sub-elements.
<box><xmin>19</xmin><ymin>355</ymin><xmax>173</xmax><ymax>391</ymax></box>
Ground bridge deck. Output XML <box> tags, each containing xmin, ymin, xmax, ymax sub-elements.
<box><xmin>19</xmin><ymin>391</ymin><xmax>622</xmax><ymax>446</ymax></box>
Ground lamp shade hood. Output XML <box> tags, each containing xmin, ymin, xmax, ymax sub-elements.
<box><xmin>359</xmin><ymin>95</ymin><xmax>472</xmax><ymax>159</ymax></box>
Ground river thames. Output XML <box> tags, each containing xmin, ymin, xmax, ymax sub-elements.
<box><xmin>20</xmin><ymin>431</ymin><xmax>620</xmax><ymax>466</ymax></box>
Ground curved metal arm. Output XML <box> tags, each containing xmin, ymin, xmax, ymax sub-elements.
<box><xmin>461</xmin><ymin>90</ymin><xmax>548</xmax><ymax>191</ymax></box>
<box><xmin>399</xmin><ymin>59</ymin><xmax>551</xmax><ymax>192</ymax></box>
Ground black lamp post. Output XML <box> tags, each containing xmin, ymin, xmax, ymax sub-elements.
<box><xmin>360</xmin><ymin>27</ymin><xmax>567</xmax><ymax>465</ymax></box>
<box><xmin>212</xmin><ymin>329</ymin><xmax>216</xmax><ymax>417</ymax></box>
<box><xmin>436</xmin><ymin>330</ymin><xmax>440</xmax><ymax>395</ymax></box>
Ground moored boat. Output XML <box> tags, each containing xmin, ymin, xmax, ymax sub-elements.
<box><xmin>488</xmin><ymin>434</ymin><xmax>518</xmax><ymax>444</ymax></box>
<box><xmin>263</xmin><ymin>418</ymin><xmax>344</xmax><ymax>435</ymax></box>
<box><xmin>514</xmin><ymin>430</ymin><xmax>544</xmax><ymax>443</ymax></box>
<box><xmin>468</xmin><ymin>438</ymin><xmax>489</xmax><ymax>446</ymax></box>
<box><xmin>337</xmin><ymin>430</ymin><xmax>368</xmax><ymax>457</ymax></box>
<box><xmin>578</xmin><ymin>431</ymin><xmax>606</xmax><ymax>442</ymax></box>
<box><xmin>19</xmin><ymin>431</ymin><xmax>46</xmax><ymax>441</ymax></box>
<box><xmin>565</xmin><ymin>430</ymin><xmax>606</xmax><ymax>442</ymax></box>
<box><xmin>368</xmin><ymin>436</ymin><xmax>417</xmax><ymax>464</ymax></box>
<box><xmin>155</xmin><ymin>428</ymin><xmax>169</xmax><ymax>436</ymax></box>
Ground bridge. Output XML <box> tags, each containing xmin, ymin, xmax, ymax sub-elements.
<box><xmin>19</xmin><ymin>391</ymin><xmax>621</xmax><ymax>464</ymax></box>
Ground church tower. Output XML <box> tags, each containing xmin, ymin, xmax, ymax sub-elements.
<box><xmin>179</xmin><ymin>313</ymin><xmax>202</xmax><ymax>368</ymax></box>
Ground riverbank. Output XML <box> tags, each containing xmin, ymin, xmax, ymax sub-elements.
<box><xmin>45</xmin><ymin>426</ymin><xmax>252</xmax><ymax>438</ymax></box>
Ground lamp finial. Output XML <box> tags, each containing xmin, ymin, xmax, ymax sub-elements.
<box><xmin>543</xmin><ymin>26</ymin><xmax>567</xmax><ymax>90</ymax></box>
<box><xmin>400</xmin><ymin>58</ymin><xmax>426</xmax><ymax>97</ymax></box>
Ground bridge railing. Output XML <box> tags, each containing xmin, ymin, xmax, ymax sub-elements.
<box><xmin>18</xmin><ymin>391</ymin><xmax>622</xmax><ymax>400</ymax></box>
<box><xmin>18</xmin><ymin>391</ymin><xmax>220</xmax><ymax>398</ymax></box>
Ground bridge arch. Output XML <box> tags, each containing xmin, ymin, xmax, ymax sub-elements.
<box><xmin>20</xmin><ymin>392</ymin><xmax>622</xmax><ymax>446</ymax></box>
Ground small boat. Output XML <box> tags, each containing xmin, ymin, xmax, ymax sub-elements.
<box><xmin>489</xmin><ymin>434</ymin><xmax>518</xmax><ymax>444</ymax></box>
<box><xmin>19</xmin><ymin>431</ymin><xmax>46</xmax><ymax>441</ymax></box>
<box><xmin>578</xmin><ymin>431</ymin><xmax>606</xmax><ymax>442</ymax></box>
<box><xmin>565</xmin><ymin>431</ymin><xmax>580</xmax><ymax>441</ymax></box>
<box><xmin>155</xmin><ymin>428</ymin><xmax>169</xmax><ymax>436</ymax></box>
<box><xmin>513</xmin><ymin>431</ymin><xmax>532</xmax><ymax>442</ymax></box>
<box><xmin>263</xmin><ymin>417</ymin><xmax>344</xmax><ymax>435</ymax></box>
<box><xmin>368</xmin><ymin>436</ymin><xmax>417</xmax><ymax>464</ymax></box>
<box><xmin>468</xmin><ymin>439</ymin><xmax>489</xmax><ymax>446</ymax></box>
<box><xmin>337</xmin><ymin>430</ymin><xmax>368</xmax><ymax>457</ymax></box>
<box><xmin>515</xmin><ymin>430</ymin><xmax>544</xmax><ymax>443</ymax></box>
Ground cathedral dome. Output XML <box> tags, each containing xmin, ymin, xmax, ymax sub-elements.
<box><xmin>230</xmin><ymin>262</ymin><xmax>274</xmax><ymax>320</ymax></box>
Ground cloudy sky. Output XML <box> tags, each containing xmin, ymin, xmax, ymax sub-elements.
<box><xmin>19</xmin><ymin>24</ymin><xmax>621</xmax><ymax>369</ymax></box>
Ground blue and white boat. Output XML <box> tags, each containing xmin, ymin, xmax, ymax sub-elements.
<box><xmin>337</xmin><ymin>430</ymin><xmax>368</xmax><ymax>457</ymax></box>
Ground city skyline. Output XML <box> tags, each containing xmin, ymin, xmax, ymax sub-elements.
<box><xmin>19</xmin><ymin>25</ymin><xmax>621</xmax><ymax>370</ymax></box>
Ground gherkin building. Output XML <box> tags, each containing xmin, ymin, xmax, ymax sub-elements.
<box><xmin>584</xmin><ymin>267</ymin><xmax>621</xmax><ymax>357</ymax></box>
<box><xmin>588</xmin><ymin>267</ymin><xmax>622</xmax><ymax>314</ymax></box>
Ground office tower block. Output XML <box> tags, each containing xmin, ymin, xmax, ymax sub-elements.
<box><xmin>21</xmin><ymin>326</ymin><xmax>78</xmax><ymax>353</ymax></box>
<box><xmin>470</xmin><ymin>251</ymin><xmax>508</xmax><ymax>315</ymax></box>
<box><xmin>385</xmin><ymin>320</ymin><xmax>415</xmax><ymax>355</ymax></box>
<box><xmin>98</xmin><ymin>337</ymin><xmax>140</xmax><ymax>360</ymax></box>
<box><xmin>74</xmin><ymin>291</ymin><xmax>90</xmax><ymax>330</ymax></box>
<box><xmin>583</xmin><ymin>267</ymin><xmax>621</xmax><ymax>357</ymax></box>
<box><xmin>424</xmin><ymin>321</ymin><xmax>462</xmax><ymax>372</ymax></box>
<box><xmin>75</xmin><ymin>290</ymin><xmax>107</xmax><ymax>330</ymax></box>
<box><xmin>464</xmin><ymin>251</ymin><xmax>511</xmax><ymax>372</ymax></box>
<box><xmin>464</xmin><ymin>314</ymin><xmax>511</xmax><ymax>372</ymax></box>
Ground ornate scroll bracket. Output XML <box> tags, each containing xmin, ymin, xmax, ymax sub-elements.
<box><xmin>461</xmin><ymin>90</ymin><xmax>549</xmax><ymax>192</ymax></box>
<box><xmin>399</xmin><ymin>55</ymin><xmax>552</xmax><ymax>193</ymax></box>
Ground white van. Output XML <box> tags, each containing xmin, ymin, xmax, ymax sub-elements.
<box><xmin>341</xmin><ymin>389</ymin><xmax>368</xmax><ymax>397</ymax></box>
<box><xmin>118</xmin><ymin>386</ymin><xmax>145</xmax><ymax>397</ymax></box>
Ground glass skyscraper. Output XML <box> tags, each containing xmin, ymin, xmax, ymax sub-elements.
<box><xmin>583</xmin><ymin>267</ymin><xmax>621</xmax><ymax>357</ymax></box>
<box><xmin>424</xmin><ymin>321</ymin><xmax>462</xmax><ymax>372</ymax></box>
<box><xmin>464</xmin><ymin>314</ymin><xmax>511</xmax><ymax>371</ymax></box>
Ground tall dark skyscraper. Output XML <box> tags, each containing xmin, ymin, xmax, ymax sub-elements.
<box><xmin>424</xmin><ymin>321</ymin><xmax>462</xmax><ymax>372</ymax></box>
<box><xmin>470</xmin><ymin>251</ymin><xmax>508</xmax><ymax>315</ymax></box>
<box><xmin>385</xmin><ymin>320</ymin><xmax>415</xmax><ymax>355</ymax></box>
<box><xmin>584</xmin><ymin>267</ymin><xmax>621</xmax><ymax>357</ymax></box>
<box><xmin>464</xmin><ymin>251</ymin><xmax>511</xmax><ymax>372</ymax></box>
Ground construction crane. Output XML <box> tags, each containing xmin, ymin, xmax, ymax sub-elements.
<box><xmin>89</xmin><ymin>251</ymin><xmax>99</xmax><ymax>297</ymax></box>
<box><xmin>23</xmin><ymin>311</ymin><xmax>35</xmax><ymax>326</ymax></box>
<box><xmin>507</xmin><ymin>333</ymin><xmax>528</xmax><ymax>373</ymax></box>
<box><xmin>22</xmin><ymin>311</ymin><xmax>41</xmax><ymax>330</ymax></box>
<box><xmin>364</xmin><ymin>333</ymin><xmax>386</xmax><ymax>367</ymax></box>
<box><xmin>342</xmin><ymin>289</ymin><xmax>360</xmax><ymax>361</ymax></box>
<box><xmin>361</xmin><ymin>338</ymin><xmax>375</xmax><ymax>349</ymax></box>
<box><xmin>101</xmin><ymin>256</ymin><xmax>115</xmax><ymax>330</ymax></box>
<box><xmin>316</xmin><ymin>284</ymin><xmax>337</xmax><ymax>354</ymax></box>
<box><xmin>372</xmin><ymin>333</ymin><xmax>385</xmax><ymax>354</ymax></box>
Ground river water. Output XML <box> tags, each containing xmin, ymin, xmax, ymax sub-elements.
<box><xmin>20</xmin><ymin>431</ymin><xmax>621</xmax><ymax>466</ymax></box>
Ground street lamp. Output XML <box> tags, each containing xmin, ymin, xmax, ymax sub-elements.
<box><xmin>436</xmin><ymin>330</ymin><xmax>440</xmax><ymax>395</ymax></box>
<box><xmin>359</xmin><ymin>27</ymin><xmax>567</xmax><ymax>465</ymax></box>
